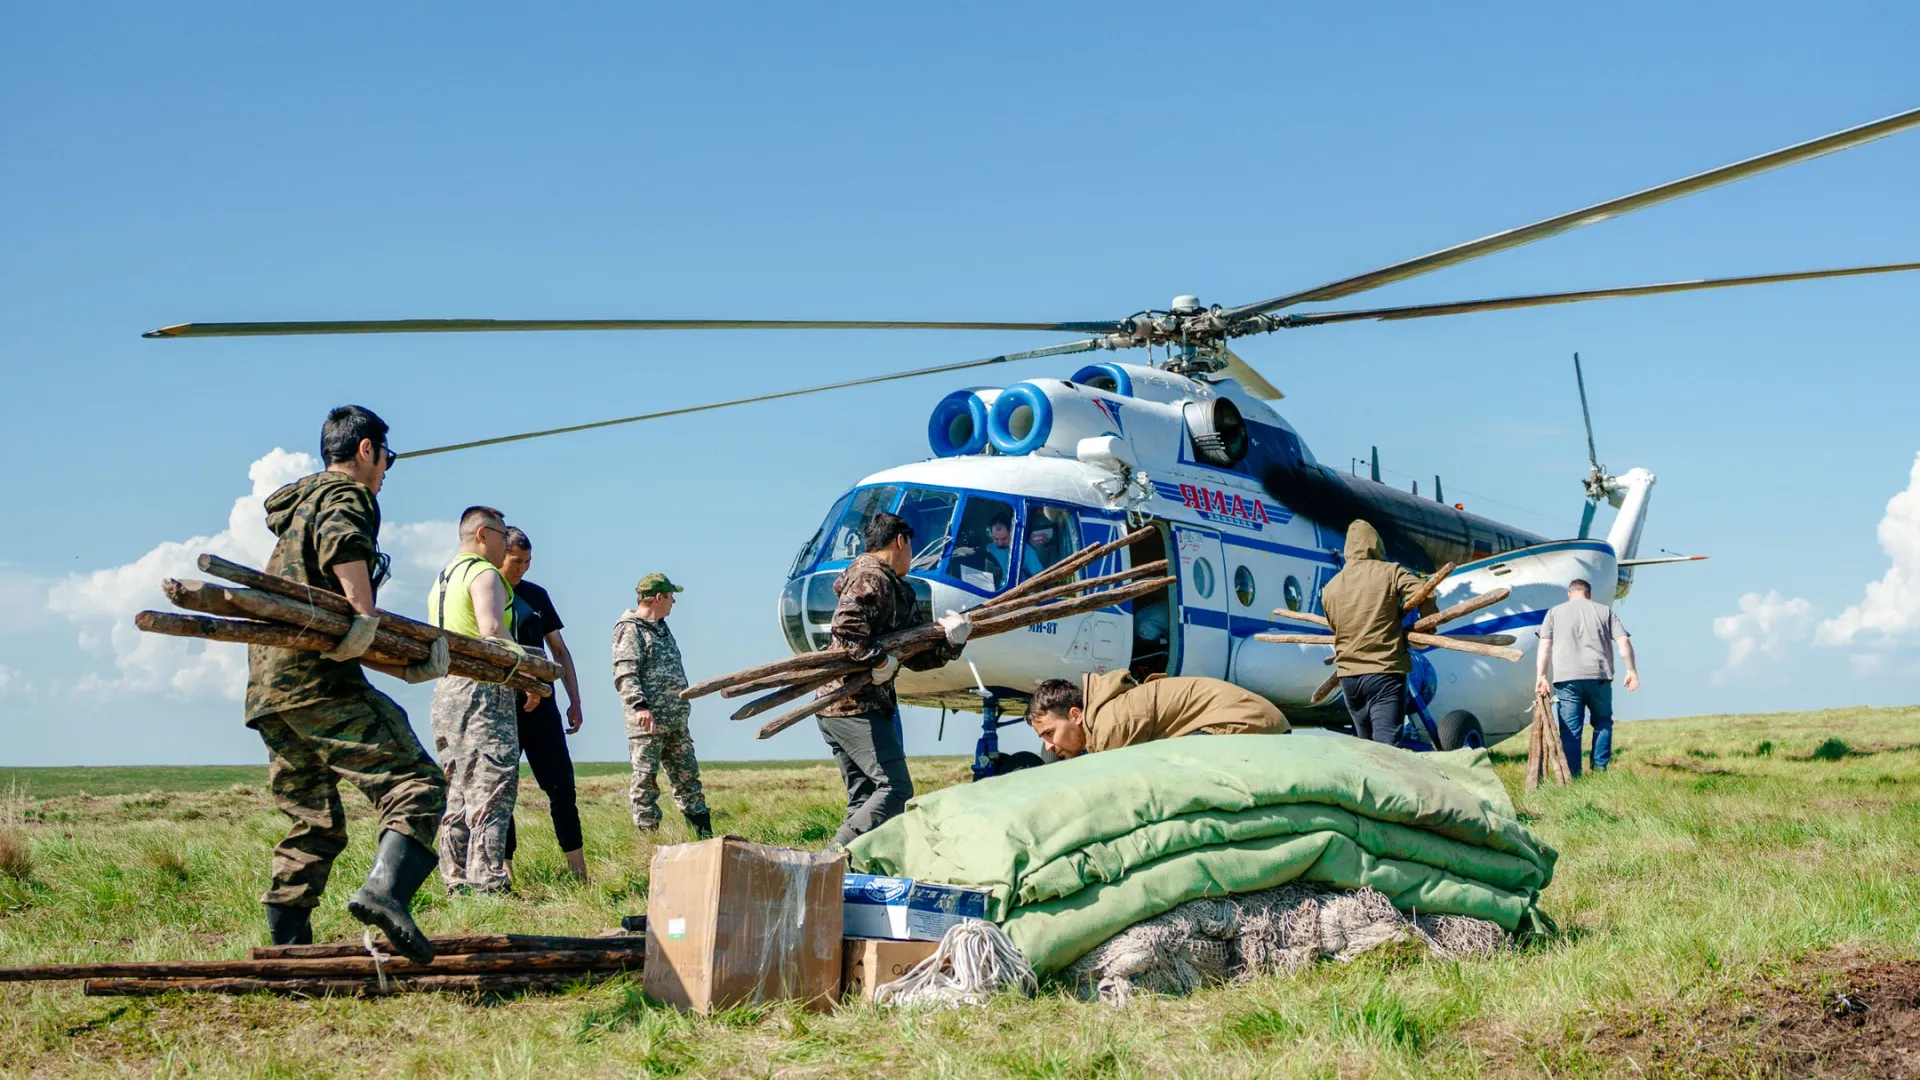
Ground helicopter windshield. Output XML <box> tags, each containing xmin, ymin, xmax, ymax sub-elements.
<box><xmin>788</xmin><ymin>483</ymin><xmax>1085</xmax><ymax>597</ymax></box>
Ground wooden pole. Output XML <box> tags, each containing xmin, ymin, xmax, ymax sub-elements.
<box><xmin>757</xmin><ymin>674</ymin><xmax>870</xmax><ymax>740</ymax></box>
<box><xmin>1250</xmin><ymin>633</ymin><xmax>1334</xmax><ymax>646</ymax></box>
<box><xmin>1410</xmin><ymin>587</ymin><xmax>1512</xmax><ymax>634</ymax></box>
<box><xmin>251</xmin><ymin>934</ymin><xmax>646</xmax><ymax>961</ymax></box>
<box><xmin>83</xmin><ymin>972</ymin><xmax>619</xmax><ymax>998</ymax></box>
<box><xmin>970</xmin><ymin>576</ymin><xmax>1176</xmax><ymax>638</ymax></box>
<box><xmin>1309</xmin><ymin>671</ymin><xmax>1342</xmax><ymax>706</ymax></box>
<box><xmin>977</xmin><ymin>525</ymin><xmax>1156</xmax><ymax>610</ymax></box>
<box><xmin>1253</xmin><ymin>629</ymin><xmax>1519</xmax><ymax>662</ymax></box>
<box><xmin>1402</xmin><ymin>562</ymin><xmax>1456</xmax><ymax>614</ymax></box>
<box><xmin>1268</xmin><ymin>609</ymin><xmax>1331</xmax><ymax>629</ymax></box>
<box><xmin>196</xmin><ymin>554</ymin><xmax>563</xmax><ymax>684</ymax></box>
<box><xmin>968</xmin><ymin>559</ymin><xmax>1169</xmax><ymax>621</ymax></box>
<box><xmin>132</xmin><ymin>612</ymin><xmax>551</xmax><ymax>697</ymax></box>
<box><xmin>729</xmin><ymin>669</ymin><xmax>849</xmax><ymax>722</ymax></box>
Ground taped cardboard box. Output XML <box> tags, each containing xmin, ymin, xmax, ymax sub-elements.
<box><xmin>843</xmin><ymin>873</ymin><xmax>990</xmax><ymax>940</ymax></box>
<box><xmin>842</xmin><ymin>938</ymin><xmax>940</xmax><ymax>1003</ymax></box>
<box><xmin>644</xmin><ymin>837</ymin><xmax>845</xmax><ymax>1014</ymax></box>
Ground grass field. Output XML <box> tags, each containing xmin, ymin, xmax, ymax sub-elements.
<box><xmin>1</xmin><ymin>707</ymin><xmax>1916</xmax><ymax>1078</ymax></box>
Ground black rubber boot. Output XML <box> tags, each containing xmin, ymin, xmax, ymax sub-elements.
<box><xmin>264</xmin><ymin>902</ymin><xmax>313</xmax><ymax>946</ymax></box>
<box><xmin>686</xmin><ymin>810</ymin><xmax>714</xmax><ymax>840</ymax></box>
<box><xmin>347</xmin><ymin>830</ymin><xmax>438</xmax><ymax>964</ymax></box>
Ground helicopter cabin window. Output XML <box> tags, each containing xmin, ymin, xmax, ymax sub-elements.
<box><xmin>1233</xmin><ymin>565</ymin><xmax>1256</xmax><ymax>608</ymax></box>
<box><xmin>948</xmin><ymin>495</ymin><xmax>1020</xmax><ymax>593</ymax></box>
<box><xmin>1016</xmin><ymin>504</ymin><xmax>1080</xmax><ymax>583</ymax></box>
<box><xmin>823</xmin><ymin>485</ymin><xmax>902</xmax><ymax>563</ymax></box>
<box><xmin>792</xmin><ymin>491</ymin><xmax>852</xmax><ymax>576</ymax></box>
<box><xmin>896</xmin><ymin>488</ymin><xmax>960</xmax><ymax>571</ymax></box>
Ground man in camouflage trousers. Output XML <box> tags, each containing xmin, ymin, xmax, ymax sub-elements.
<box><xmin>246</xmin><ymin>405</ymin><xmax>451</xmax><ymax>963</ymax></box>
<box><xmin>611</xmin><ymin>573</ymin><xmax>712</xmax><ymax>839</ymax></box>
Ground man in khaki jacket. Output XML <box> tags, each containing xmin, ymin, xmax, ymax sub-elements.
<box><xmin>1319</xmin><ymin>520</ymin><xmax>1438</xmax><ymax>745</ymax></box>
<box><xmin>1025</xmin><ymin>671</ymin><xmax>1288</xmax><ymax>758</ymax></box>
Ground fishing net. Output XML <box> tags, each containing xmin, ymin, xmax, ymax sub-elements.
<box><xmin>1060</xmin><ymin>884</ymin><xmax>1507</xmax><ymax>1005</ymax></box>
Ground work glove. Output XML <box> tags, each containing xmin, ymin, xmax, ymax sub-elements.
<box><xmin>320</xmin><ymin>614</ymin><xmax>381</xmax><ymax>661</ymax></box>
<box><xmin>870</xmin><ymin>654</ymin><xmax>902</xmax><ymax>685</ymax></box>
<box><xmin>484</xmin><ymin>636</ymin><xmax>530</xmax><ymax>681</ymax></box>
<box><xmin>402</xmin><ymin>636</ymin><xmax>450</xmax><ymax>684</ymax></box>
<box><xmin>936</xmin><ymin>609</ymin><xmax>972</xmax><ymax>647</ymax></box>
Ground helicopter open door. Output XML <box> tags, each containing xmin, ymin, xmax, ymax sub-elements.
<box><xmin>1173</xmin><ymin>525</ymin><xmax>1229</xmax><ymax>678</ymax></box>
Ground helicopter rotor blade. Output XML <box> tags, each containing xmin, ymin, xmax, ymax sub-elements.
<box><xmin>1220</xmin><ymin>347</ymin><xmax>1284</xmax><ymax>400</ymax></box>
<box><xmin>1574</xmin><ymin>352</ymin><xmax>1599</xmax><ymax>472</ymax></box>
<box><xmin>395</xmin><ymin>338</ymin><xmax>1108</xmax><ymax>460</ymax></box>
<box><xmin>143</xmin><ymin>317</ymin><xmax>1125</xmax><ymax>339</ymax></box>
<box><xmin>1268</xmin><ymin>262</ymin><xmax>1920</xmax><ymax>328</ymax></box>
<box><xmin>1223</xmin><ymin>107</ymin><xmax>1920</xmax><ymax>318</ymax></box>
<box><xmin>1578</xmin><ymin>499</ymin><xmax>1598</xmax><ymax>541</ymax></box>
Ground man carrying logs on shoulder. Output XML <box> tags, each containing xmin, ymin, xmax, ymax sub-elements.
<box><xmin>819</xmin><ymin>512</ymin><xmax>971</xmax><ymax>850</ymax></box>
<box><xmin>246</xmin><ymin>406</ymin><xmax>451</xmax><ymax>962</ymax></box>
<box><xmin>1320</xmin><ymin>520</ymin><xmax>1439</xmax><ymax>746</ymax></box>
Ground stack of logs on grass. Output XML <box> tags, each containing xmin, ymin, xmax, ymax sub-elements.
<box><xmin>682</xmin><ymin>526</ymin><xmax>1174</xmax><ymax>738</ymax></box>
<box><xmin>0</xmin><ymin>934</ymin><xmax>644</xmax><ymax>998</ymax></box>
<box><xmin>1251</xmin><ymin>561</ymin><xmax>1523</xmax><ymax>707</ymax></box>
<box><xmin>133</xmin><ymin>554</ymin><xmax>562</xmax><ymax>697</ymax></box>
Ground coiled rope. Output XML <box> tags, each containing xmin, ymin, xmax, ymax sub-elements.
<box><xmin>874</xmin><ymin>920</ymin><xmax>1036</xmax><ymax>1009</ymax></box>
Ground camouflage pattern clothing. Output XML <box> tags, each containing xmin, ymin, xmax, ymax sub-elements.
<box><xmin>429</xmin><ymin>674</ymin><xmax>520</xmax><ymax>891</ymax></box>
<box><xmin>820</xmin><ymin>553</ymin><xmax>964</xmax><ymax>717</ymax></box>
<box><xmin>611</xmin><ymin>611</ymin><xmax>706</xmax><ymax>828</ymax></box>
<box><xmin>246</xmin><ymin>471</ymin><xmax>385</xmax><ymax>722</ymax></box>
<box><xmin>255</xmin><ymin>687</ymin><xmax>446</xmax><ymax>908</ymax></box>
<box><xmin>244</xmin><ymin>469</ymin><xmax>447</xmax><ymax>908</ymax></box>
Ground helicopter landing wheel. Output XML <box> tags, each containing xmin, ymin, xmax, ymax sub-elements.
<box><xmin>1436</xmin><ymin>709</ymin><xmax>1485</xmax><ymax>751</ymax></box>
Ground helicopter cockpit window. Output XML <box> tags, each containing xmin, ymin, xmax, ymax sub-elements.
<box><xmin>1018</xmin><ymin>504</ymin><xmax>1080</xmax><ymax>582</ymax></box>
<box><xmin>823</xmin><ymin>485</ymin><xmax>901</xmax><ymax>563</ymax></box>
<box><xmin>948</xmin><ymin>495</ymin><xmax>1019</xmax><ymax>593</ymax></box>
<box><xmin>791</xmin><ymin>491</ymin><xmax>852</xmax><ymax>576</ymax></box>
<box><xmin>896</xmin><ymin>488</ymin><xmax>959</xmax><ymax>571</ymax></box>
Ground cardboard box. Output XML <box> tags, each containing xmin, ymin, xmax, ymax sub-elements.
<box><xmin>644</xmin><ymin>837</ymin><xmax>845</xmax><ymax>1014</ymax></box>
<box><xmin>842</xmin><ymin>937</ymin><xmax>940</xmax><ymax>1002</ymax></box>
<box><xmin>842</xmin><ymin>873</ymin><xmax>991</xmax><ymax>941</ymax></box>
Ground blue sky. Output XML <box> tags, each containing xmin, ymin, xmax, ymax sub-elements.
<box><xmin>3</xmin><ymin>2</ymin><xmax>1917</xmax><ymax>766</ymax></box>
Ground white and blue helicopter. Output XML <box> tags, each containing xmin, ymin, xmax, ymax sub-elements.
<box><xmin>148</xmin><ymin>107</ymin><xmax>1920</xmax><ymax>775</ymax></box>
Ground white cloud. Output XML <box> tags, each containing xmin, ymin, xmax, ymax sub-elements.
<box><xmin>0</xmin><ymin>664</ymin><xmax>28</xmax><ymax>697</ymax></box>
<box><xmin>1816</xmin><ymin>452</ymin><xmax>1920</xmax><ymax>649</ymax></box>
<box><xmin>1712</xmin><ymin>590</ymin><xmax>1814</xmax><ymax>676</ymax></box>
<box><xmin>41</xmin><ymin>450</ymin><xmax>454</xmax><ymax>702</ymax></box>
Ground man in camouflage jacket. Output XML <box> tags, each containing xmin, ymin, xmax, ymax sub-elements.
<box><xmin>818</xmin><ymin>511</ymin><xmax>971</xmax><ymax>849</ymax></box>
<box><xmin>245</xmin><ymin>406</ymin><xmax>449</xmax><ymax>963</ymax></box>
<box><xmin>611</xmin><ymin>573</ymin><xmax>710</xmax><ymax>838</ymax></box>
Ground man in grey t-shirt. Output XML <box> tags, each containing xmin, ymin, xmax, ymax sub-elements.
<box><xmin>1534</xmin><ymin>578</ymin><xmax>1639</xmax><ymax>776</ymax></box>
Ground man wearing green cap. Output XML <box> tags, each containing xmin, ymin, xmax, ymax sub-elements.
<box><xmin>611</xmin><ymin>573</ymin><xmax>711</xmax><ymax>839</ymax></box>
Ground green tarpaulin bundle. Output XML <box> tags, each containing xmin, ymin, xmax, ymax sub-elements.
<box><xmin>847</xmin><ymin>734</ymin><xmax>1557</xmax><ymax>974</ymax></box>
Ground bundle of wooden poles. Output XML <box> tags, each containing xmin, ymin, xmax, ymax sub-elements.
<box><xmin>133</xmin><ymin>554</ymin><xmax>563</xmax><ymax>697</ymax></box>
<box><xmin>1525</xmin><ymin>692</ymin><xmax>1575</xmax><ymax>789</ymax></box>
<box><xmin>1251</xmin><ymin>562</ymin><xmax>1522</xmax><ymax>707</ymax></box>
<box><xmin>0</xmin><ymin>934</ymin><xmax>644</xmax><ymax>998</ymax></box>
<box><xmin>681</xmin><ymin>526</ymin><xmax>1174</xmax><ymax>739</ymax></box>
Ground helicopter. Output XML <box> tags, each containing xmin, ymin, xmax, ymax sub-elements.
<box><xmin>146</xmin><ymin>106</ymin><xmax>1920</xmax><ymax>773</ymax></box>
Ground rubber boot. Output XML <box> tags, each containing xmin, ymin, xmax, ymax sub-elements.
<box><xmin>347</xmin><ymin>829</ymin><xmax>438</xmax><ymax>964</ymax></box>
<box><xmin>264</xmin><ymin>902</ymin><xmax>313</xmax><ymax>946</ymax></box>
<box><xmin>686</xmin><ymin>810</ymin><xmax>714</xmax><ymax>841</ymax></box>
<box><xmin>563</xmin><ymin>848</ymin><xmax>589</xmax><ymax>883</ymax></box>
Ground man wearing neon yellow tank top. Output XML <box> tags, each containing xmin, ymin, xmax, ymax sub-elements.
<box><xmin>426</xmin><ymin>505</ymin><xmax>522</xmax><ymax>893</ymax></box>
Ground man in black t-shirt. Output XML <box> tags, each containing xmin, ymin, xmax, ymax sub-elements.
<box><xmin>500</xmin><ymin>528</ymin><xmax>588</xmax><ymax>883</ymax></box>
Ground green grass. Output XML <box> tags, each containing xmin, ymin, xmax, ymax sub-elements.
<box><xmin>1</xmin><ymin>708</ymin><xmax>1916</xmax><ymax>1077</ymax></box>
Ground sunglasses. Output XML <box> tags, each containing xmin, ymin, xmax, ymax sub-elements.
<box><xmin>380</xmin><ymin>445</ymin><xmax>398</xmax><ymax>469</ymax></box>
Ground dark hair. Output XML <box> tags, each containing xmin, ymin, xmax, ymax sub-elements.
<box><xmin>321</xmin><ymin>405</ymin><xmax>389</xmax><ymax>465</ymax></box>
<box><xmin>1568</xmin><ymin>578</ymin><xmax>1592</xmax><ymax>595</ymax></box>
<box><xmin>864</xmin><ymin>512</ymin><xmax>914</xmax><ymax>554</ymax></box>
<box><xmin>989</xmin><ymin>512</ymin><xmax>1013</xmax><ymax>531</ymax></box>
<box><xmin>504</xmin><ymin>526</ymin><xmax>531</xmax><ymax>551</ymax></box>
<box><xmin>1030</xmin><ymin>678</ymin><xmax>1082</xmax><ymax>718</ymax></box>
<box><xmin>460</xmin><ymin>505</ymin><xmax>505</xmax><ymax>539</ymax></box>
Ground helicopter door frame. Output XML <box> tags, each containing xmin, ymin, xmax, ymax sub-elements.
<box><xmin>1172</xmin><ymin>524</ymin><xmax>1229</xmax><ymax>679</ymax></box>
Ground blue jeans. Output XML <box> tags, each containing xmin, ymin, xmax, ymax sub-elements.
<box><xmin>1553</xmin><ymin>679</ymin><xmax>1613</xmax><ymax>777</ymax></box>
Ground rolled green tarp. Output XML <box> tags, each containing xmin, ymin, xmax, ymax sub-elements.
<box><xmin>848</xmin><ymin>734</ymin><xmax>1556</xmax><ymax>973</ymax></box>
